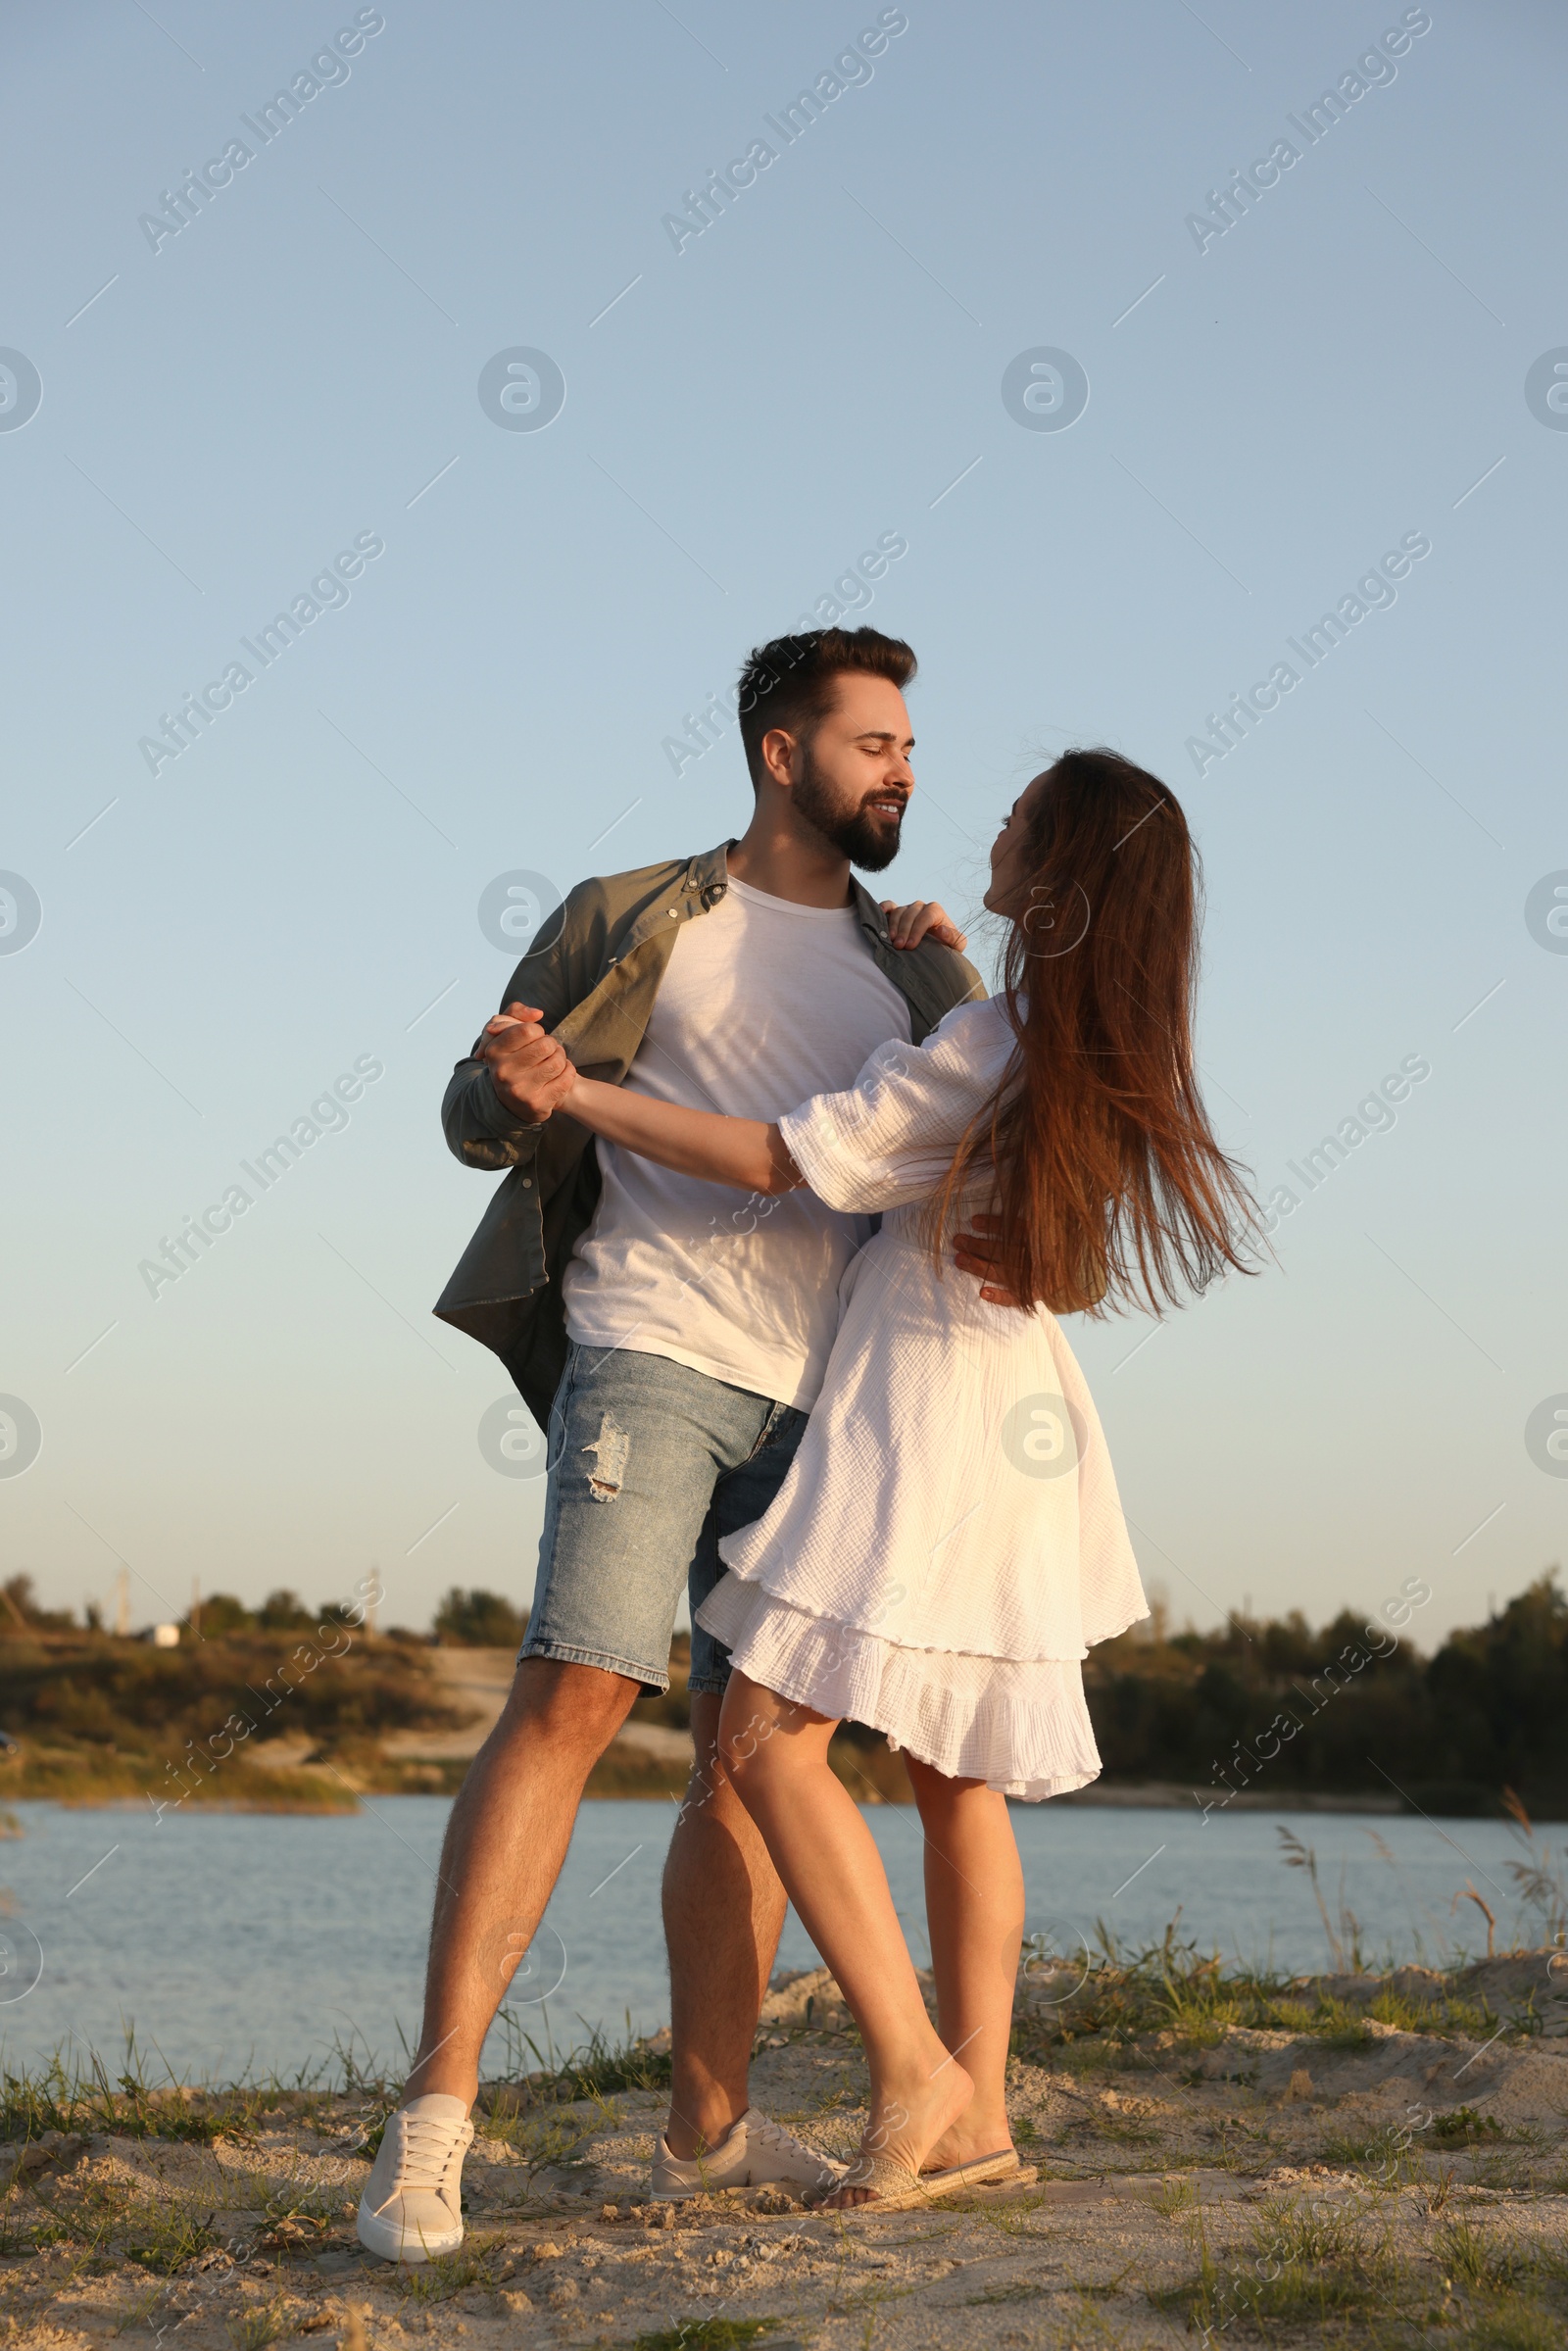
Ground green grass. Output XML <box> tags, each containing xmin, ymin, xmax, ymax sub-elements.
<box><xmin>1321</xmin><ymin>2124</ymin><xmax>1405</xmax><ymax>2164</ymax></box>
<box><xmin>971</xmin><ymin>2262</ymin><xmax>1130</xmax><ymax>2307</ymax></box>
<box><xmin>0</xmin><ymin>1748</ymin><xmax>362</xmax><ymax>1811</ymax></box>
<box><xmin>0</xmin><ymin>2033</ymin><xmax>366</xmax><ymax>2147</ymax></box>
<box><xmin>226</xmin><ymin>2297</ymin><xmax>293</xmax><ymax>2350</ymax></box>
<box><xmin>1316</xmin><ymin>2017</ymin><xmax>1376</xmax><ymax>2050</ymax></box>
<box><xmin>1153</xmin><ymin>2246</ymin><xmax>1384</xmax><ymax>2335</ymax></box>
<box><xmin>1466</xmin><ymin>2144</ymin><xmax>1550</xmax><ymax>2195</ymax></box>
<box><xmin>1011</xmin><ymin>1919</ymin><xmax>1505</xmax><ymax>2069</ymax></box>
<box><xmin>0</xmin><ymin>2046</ymin><xmax>220</xmax><ymax>2144</ymax></box>
<box><xmin>1317</xmin><ymin>2120</ymin><xmax>1428</xmax><ymax>2191</ymax></box>
<box><xmin>392</xmin><ymin>2230</ymin><xmax>512</xmax><ymax>2305</ymax></box>
<box><xmin>0</xmin><ymin>1622</ymin><xmax>467</xmax><ymax>1810</ymax></box>
<box><xmin>1253</xmin><ymin>2200</ymin><xmax>1366</xmax><ymax>2268</ymax></box>
<box><xmin>253</xmin><ymin>2176</ymin><xmax>352</xmax><ymax>2248</ymax></box>
<box><xmin>1457</xmin><ymin>2300</ymin><xmax>1568</xmax><ymax>2351</ymax></box>
<box><xmin>475</xmin><ymin>2019</ymin><xmax>675</xmax><ymax>2167</ymax></box>
<box><xmin>1151</xmin><ymin>2201</ymin><xmax>1407</xmax><ymax>2337</ymax></box>
<box><xmin>477</xmin><ymin>2016</ymin><xmax>673</xmax><ymax>2128</ymax></box>
<box><xmin>1423</xmin><ymin>2225</ymin><xmax>1568</xmax><ymax>2351</ymax></box>
<box><xmin>1370</xmin><ymin>1985</ymin><xmax>1494</xmax><ymax>2036</ymax></box>
<box><xmin>1087</xmin><ymin>2114</ymin><xmax>1159</xmax><ymax>2144</ymax></box>
<box><xmin>505</xmin><ymin>2108</ymin><xmax>602</xmax><ymax>2172</ymax></box>
<box><xmin>116</xmin><ymin>2202</ymin><xmax>225</xmax><ymax>2275</ymax></box>
<box><xmin>1156</xmin><ymin>2208</ymin><xmax>1568</xmax><ymax>2347</ymax></box>
<box><xmin>22</xmin><ymin>2161</ymin><xmax>208</xmax><ymax>2273</ymax></box>
<box><xmin>545</xmin><ymin>2029</ymin><xmax>673</xmax><ymax>2102</ymax></box>
<box><xmin>1432</xmin><ymin>2105</ymin><xmax>1505</xmax><ymax>2144</ymax></box>
<box><xmin>1049</xmin><ymin>2034</ymin><xmax>1142</xmax><ymax>2075</ymax></box>
<box><xmin>0</xmin><ymin>2202</ymin><xmax>74</xmax><ymax>2258</ymax></box>
<box><xmin>1437</xmin><ymin>2221</ymin><xmax>1568</xmax><ymax>2295</ymax></box>
<box><xmin>1439</xmin><ymin>2218</ymin><xmax>1513</xmax><ymax>2291</ymax></box>
<box><xmin>631</xmin><ymin>2324</ymin><xmax>782</xmax><ymax>2351</ymax></box>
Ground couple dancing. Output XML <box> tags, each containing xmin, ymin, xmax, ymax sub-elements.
<box><xmin>359</xmin><ymin>625</ymin><xmax>1254</xmax><ymax>2257</ymax></box>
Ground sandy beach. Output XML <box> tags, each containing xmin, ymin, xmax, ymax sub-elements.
<box><xmin>6</xmin><ymin>1946</ymin><xmax>1565</xmax><ymax>2349</ymax></box>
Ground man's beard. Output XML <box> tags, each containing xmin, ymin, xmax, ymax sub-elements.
<box><xmin>791</xmin><ymin>746</ymin><xmax>906</xmax><ymax>872</ymax></box>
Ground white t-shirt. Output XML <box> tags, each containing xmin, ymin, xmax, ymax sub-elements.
<box><xmin>562</xmin><ymin>875</ymin><xmax>911</xmax><ymax>1409</ymax></box>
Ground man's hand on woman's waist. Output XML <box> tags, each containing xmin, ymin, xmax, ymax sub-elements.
<box><xmin>953</xmin><ymin>1211</ymin><xmax>1025</xmax><ymax>1307</ymax></box>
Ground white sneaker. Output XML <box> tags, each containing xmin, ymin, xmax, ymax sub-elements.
<box><xmin>358</xmin><ymin>2094</ymin><xmax>474</xmax><ymax>2263</ymax></box>
<box><xmin>652</xmin><ymin>2106</ymin><xmax>839</xmax><ymax>2200</ymax></box>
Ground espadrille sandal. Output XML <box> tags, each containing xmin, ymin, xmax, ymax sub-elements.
<box><xmin>811</xmin><ymin>2147</ymin><xmax>1041</xmax><ymax>2213</ymax></box>
<box><xmin>808</xmin><ymin>2151</ymin><xmax>930</xmax><ymax>2211</ymax></box>
<box><xmin>920</xmin><ymin>2149</ymin><xmax>1037</xmax><ymax>2192</ymax></box>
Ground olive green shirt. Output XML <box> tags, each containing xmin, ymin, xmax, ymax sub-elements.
<box><xmin>434</xmin><ymin>842</ymin><xmax>984</xmax><ymax>1426</ymax></box>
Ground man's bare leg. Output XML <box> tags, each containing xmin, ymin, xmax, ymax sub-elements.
<box><xmin>661</xmin><ymin>1689</ymin><xmax>788</xmax><ymax>2157</ymax></box>
<box><xmin>403</xmin><ymin>1656</ymin><xmax>640</xmax><ymax>2108</ymax></box>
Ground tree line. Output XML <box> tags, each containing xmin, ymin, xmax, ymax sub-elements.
<box><xmin>1085</xmin><ymin>1574</ymin><xmax>1567</xmax><ymax>1816</ymax></box>
<box><xmin>2</xmin><ymin>1572</ymin><xmax>1560</xmax><ymax>1816</ymax></box>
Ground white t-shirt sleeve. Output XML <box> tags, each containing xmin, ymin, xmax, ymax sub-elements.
<box><xmin>779</xmin><ymin>999</ymin><xmax>1013</xmax><ymax>1214</ymax></box>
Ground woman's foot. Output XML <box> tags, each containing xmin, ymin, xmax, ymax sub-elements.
<box><xmin>921</xmin><ymin>2112</ymin><xmax>1016</xmax><ymax>2175</ymax></box>
<box><xmin>819</xmin><ymin>2049</ymin><xmax>974</xmax><ymax>2209</ymax></box>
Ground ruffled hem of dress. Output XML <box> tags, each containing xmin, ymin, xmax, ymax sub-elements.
<box><xmin>713</xmin><ymin>1533</ymin><xmax>1149</xmax><ymax>1662</ymax></box>
<box><xmin>697</xmin><ymin>1575</ymin><xmax>1102</xmax><ymax>1803</ymax></box>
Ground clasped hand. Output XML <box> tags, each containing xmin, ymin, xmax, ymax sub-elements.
<box><xmin>479</xmin><ymin>1006</ymin><xmax>1016</xmax><ymax>1300</ymax></box>
<box><xmin>477</xmin><ymin>1003</ymin><xmax>575</xmax><ymax>1124</ymax></box>
<box><xmin>474</xmin><ymin>897</ymin><xmax>964</xmax><ymax>1131</ymax></box>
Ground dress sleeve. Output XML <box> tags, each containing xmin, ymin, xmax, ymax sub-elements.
<box><xmin>779</xmin><ymin>1000</ymin><xmax>1012</xmax><ymax>1213</ymax></box>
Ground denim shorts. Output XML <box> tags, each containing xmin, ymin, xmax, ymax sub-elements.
<box><xmin>520</xmin><ymin>1342</ymin><xmax>808</xmax><ymax>1695</ymax></box>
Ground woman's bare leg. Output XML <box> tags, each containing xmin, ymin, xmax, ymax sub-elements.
<box><xmin>718</xmin><ymin>1671</ymin><xmax>971</xmax><ymax>2204</ymax></box>
<box><xmin>904</xmin><ymin>1755</ymin><xmax>1025</xmax><ymax>2169</ymax></box>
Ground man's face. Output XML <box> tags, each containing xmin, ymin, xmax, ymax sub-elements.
<box><xmin>780</xmin><ymin>672</ymin><xmax>914</xmax><ymax>872</ymax></box>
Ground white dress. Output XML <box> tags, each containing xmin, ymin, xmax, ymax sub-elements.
<box><xmin>696</xmin><ymin>997</ymin><xmax>1148</xmax><ymax>1801</ymax></box>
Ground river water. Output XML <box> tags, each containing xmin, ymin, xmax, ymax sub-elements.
<box><xmin>0</xmin><ymin>1797</ymin><xmax>1550</xmax><ymax>2084</ymax></box>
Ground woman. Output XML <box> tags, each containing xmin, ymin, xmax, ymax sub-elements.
<box><xmin>557</xmin><ymin>750</ymin><xmax>1257</xmax><ymax>2208</ymax></box>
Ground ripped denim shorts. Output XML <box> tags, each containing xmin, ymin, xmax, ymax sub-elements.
<box><xmin>519</xmin><ymin>1341</ymin><xmax>808</xmax><ymax>1695</ymax></box>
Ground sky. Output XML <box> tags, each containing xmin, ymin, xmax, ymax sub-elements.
<box><xmin>1</xmin><ymin>0</ymin><xmax>1564</xmax><ymax>1651</ymax></box>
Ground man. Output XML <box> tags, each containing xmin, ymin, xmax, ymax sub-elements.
<box><xmin>359</xmin><ymin>626</ymin><xmax>980</xmax><ymax>2261</ymax></box>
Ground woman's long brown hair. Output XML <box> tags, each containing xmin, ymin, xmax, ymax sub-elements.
<box><xmin>932</xmin><ymin>749</ymin><xmax>1259</xmax><ymax>1317</ymax></box>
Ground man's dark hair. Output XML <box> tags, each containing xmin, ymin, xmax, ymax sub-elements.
<box><xmin>735</xmin><ymin>626</ymin><xmax>916</xmax><ymax>787</ymax></box>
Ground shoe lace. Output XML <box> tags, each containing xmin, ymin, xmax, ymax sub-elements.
<box><xmin>389</xmin><ymin>2110</ymin><xmax>472</xmax><ymax>2195</ymax></box>
<box><xmin>750</xmin><ymin>2114</ymin><xmax>829</xmax><ymax>2167</ymax></box>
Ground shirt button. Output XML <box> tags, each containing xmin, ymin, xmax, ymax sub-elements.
<box><xmin>668</xmin><ymin>908</ymin><xmax>678</xmax><ymax>917</ymax></box>
<box><xmin>521</xmin><ymin>1178</ymin><xmax>533</xmax><ymax>1188</ymax></box>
